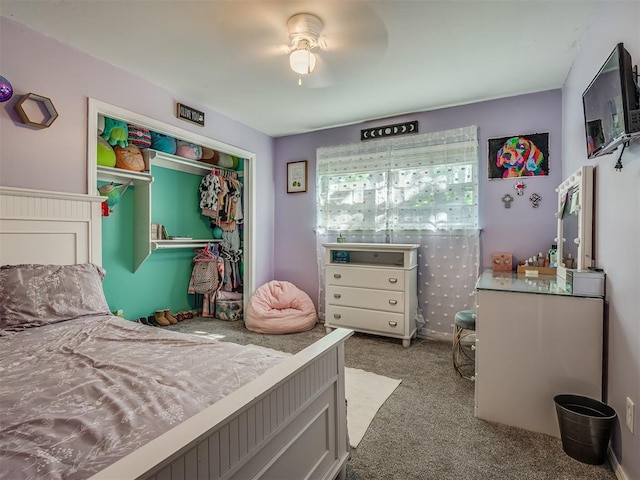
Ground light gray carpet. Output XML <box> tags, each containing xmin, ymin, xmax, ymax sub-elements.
<box><xmin>166</xmin><ymin>318</ymin><xmax>616</xmax><ymax>480</ymax></box>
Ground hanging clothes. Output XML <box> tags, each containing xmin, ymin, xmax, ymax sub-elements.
<box><xmin>199</xmin><ymin>168</ymin><xmax>243</xmax><ymax>232</ymax></box>
<box><xmin>217</xmin><ymin>243</ymin><xmax>243</xmax><ymax>292</ymax></box>
<box><xmin>198</xmin><ymin>169</ymin><xmax>244</xmax><ymax>298</ymax></box>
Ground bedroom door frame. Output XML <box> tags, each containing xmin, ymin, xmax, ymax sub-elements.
<box><xmin>86</xmin><ymin>98</ymin><xmax>256</xmax><ymax>305</ymax></box>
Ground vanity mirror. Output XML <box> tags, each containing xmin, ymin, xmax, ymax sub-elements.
<box><xmin>555</xmin><ymin>165</ymin><xmax>595</xmax><ymax>281</ymax></box>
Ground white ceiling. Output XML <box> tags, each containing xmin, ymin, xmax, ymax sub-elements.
<box><xmin>0</xmin><ymin>1</ymin><xmax>598</xmax><ymax>137</ymax></box>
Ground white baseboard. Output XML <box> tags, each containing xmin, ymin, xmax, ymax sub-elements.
<box><xmin>608</xmin><ymin>446</ymin><xmax>628</xmax><ymax>480</ymax></box>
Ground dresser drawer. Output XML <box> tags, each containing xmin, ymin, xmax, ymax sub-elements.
<box><xmin>326</xmin><ymin>305</ymin><xmax>406</xmax><ymax>336</ymax></box>
<box><xmin>326</xmin><ymin>265</ymin><xmax>404</xmax><ymax>291</ymax></box>
<box><xmin>326</xmin><ymin>285</ymin><xmax>404</xmax><ymax>313</ymax></box>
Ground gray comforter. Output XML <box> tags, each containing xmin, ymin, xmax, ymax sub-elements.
<box><xmin>0</xmin><ymin>316</ymin><xmax>283</xmax><ymax>480</ymax></box>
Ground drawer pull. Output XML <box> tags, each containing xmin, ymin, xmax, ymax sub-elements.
<box><xmin>333</xmin><ymin>293</ymin><xmax>342</xmax><ymax>299</ymax></box>
<box><xmin>388</xmin><ymin>321</ymin><xmax>398</xmax><ymax>327</ymax></box>
<box><xmin>388</xmin><ymin>278</ymin><xmax>398</xmax><ymax>284</ymax></box>
<box><xmin>333</xmin><ymin>313</ymin><xmax>342</xmax><ymax>319</ymax></box>
<box><xmin>388</xmin><ymin>299</ymin><xmax>398</xmax><ymax>305</ymax></box>
<box><xmin>333</xmin><ymin>273</ymin><xmax>342</xmax><ymax>279</ymax></box>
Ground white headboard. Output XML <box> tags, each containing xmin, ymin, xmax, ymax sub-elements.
<box><xmin>0</xmin><ymin>187</ymin><xmax>103</xmax><ymax>265</ymax></box>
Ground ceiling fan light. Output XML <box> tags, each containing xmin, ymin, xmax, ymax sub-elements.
<box><xmin>289</xmin><ymin>49</ymin><xmax>316</xmax><ymax>75</ymax></box>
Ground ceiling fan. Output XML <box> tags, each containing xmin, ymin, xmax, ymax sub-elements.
<box><xmin>280</xmin><ymin>6</ymin><xmax>389</xmax><ymax>88</ymax></box>
<box><xmin>287</xmin><ymin>13</ymin><xmax>324</xmax><ymax>86</ymax></box>
<box><xmin>235</xmin><ymin>5</ymin><xmax>388</xmax><ymax>89</ymax></box>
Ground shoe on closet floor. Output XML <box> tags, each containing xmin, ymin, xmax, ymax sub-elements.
<box><xmin>154</xmin><ymin>310</ymin><xmax>170</xmax><ymax>326</ymax></box>
<box><xmin>139</xmin><ymin>317</ymin><xmax>153</xmax><ymax>326</ymax></box>
<box><xmin>164</xmin><ymin>309</ymin><xmax>178</xmax><ymax>324</ymax></box>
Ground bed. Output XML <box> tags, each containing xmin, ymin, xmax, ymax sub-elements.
<box><xmin>0</xmin><ymin>186</ymin><xmax>352</xmax><ymax>480</ymax></box>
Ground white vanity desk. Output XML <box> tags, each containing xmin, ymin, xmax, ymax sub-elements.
<box><xmin>474</xmin><ymin>270</ymin><xmax>604</xmax><ymax>437</ymax></box>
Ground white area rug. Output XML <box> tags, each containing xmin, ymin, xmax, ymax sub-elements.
<box><xmin>247</xmin><ymin>344</ymin><xmax>402</xmax><ymax>448</ymax></box>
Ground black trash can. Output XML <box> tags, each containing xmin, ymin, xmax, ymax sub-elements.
<box><xmin>554</xmin><ymin>394</ymin><xmax>617</xmax><ymax>465</ymax></box>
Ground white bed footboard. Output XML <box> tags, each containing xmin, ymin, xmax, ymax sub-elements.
<box><xmin>91</xmin><ymin>328</ymin><xmax>353</xmax><ymax>480</ymax></box>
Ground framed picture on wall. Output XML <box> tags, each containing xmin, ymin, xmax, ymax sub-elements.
<box><xmin>287</xmin><ymin>160</ymin><xmax>307</xmax><ymax>193</ymax></box>
<box><xmin>488</xmin><ymin>132</ymin><xmax>549</xmax><ymax>179</ymax></box>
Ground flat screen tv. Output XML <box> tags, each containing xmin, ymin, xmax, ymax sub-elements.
<box><xmin>582</xmin><ymin>42</ymin><xmax>640</xmax><ymax>158</ymax></box>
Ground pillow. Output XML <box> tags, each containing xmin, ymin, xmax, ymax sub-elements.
<box><xmin>199</xmin><ymin>147</ymin><xmax>219</xmax><ymax>166</ymax></box>
<box><xmin>114</xmin><ymin>144</ymin><xmax>146</xmax><ymax>172</ymax></box>
<box><xmin>97</xmin><ymin>136</ymin><xmax>116</xmax><ymax>167</ymax></box>
<box><xmin>150</xmin><ymin>131</ymin><xmax>177</xmax><ymax>154</ymax></box>
<box><xmin>127</xmin><ymin>124</ymin><xmax>152</xmax><ymax>148</ymax></box>
<box><xmin>0</xmin><ymin>263</ymin><xmax>111</xmax><ymax>332</ymax></box>
<box><xmin>175</xmin><ymin>140</ymin><xmax>202</xmax><ymax>160</ymax></box>
<box><xmin>217</xmin><ymin>152</ymin><xmax>237</xmax><ymax>169</ymax></box>
<box><xmin>102</xmin><ymin>117</ymin><xmax>128</xmax><ymax>148</ymax></box>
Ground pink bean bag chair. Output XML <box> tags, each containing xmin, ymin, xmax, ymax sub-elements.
<box><xmin>245</xmin><ymin>280</ymin><xmax>317</xmax><ymax>334</ymax></box>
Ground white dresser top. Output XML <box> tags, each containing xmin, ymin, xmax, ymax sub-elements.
<box><xmin>322</xmin><ymin>243</ymin><xmax>419</xmax><ymax>251</ymax></box>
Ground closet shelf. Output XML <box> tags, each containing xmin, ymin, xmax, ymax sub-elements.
<box><xmin>97</xmin><ymin>149</ymin><xmax>242</xmax><ymax>185</ymax></box>
<box><xmin>151</xmin><ymin>239</ymin><xmax>221</xmax><ymax>251</ymax></box>
<box><xmin>143</xmin><ymin>149</ymin><xmax>243</xmax><ymax>177</ymax></box>
<box><xmin>97</xmin><ymin>166</ymin><xmax>152</xmax><ymax>186</ymax></box>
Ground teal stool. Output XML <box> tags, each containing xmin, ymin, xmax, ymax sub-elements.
<box><xmin>452</xmin><ymin>310</ymin><xmax>476</xmax><ymax>380</ymax></box>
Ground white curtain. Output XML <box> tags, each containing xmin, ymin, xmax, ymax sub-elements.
<box><xmin>316</xmin><ymin>126</ymin><xmax>480</xmax><ymax>340</ymax></box>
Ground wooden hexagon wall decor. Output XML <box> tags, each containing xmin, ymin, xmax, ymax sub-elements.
<box><xmin>14</xmin><ymin>93</ymin><xmax>59</xmax><ymax>129</ymax></box>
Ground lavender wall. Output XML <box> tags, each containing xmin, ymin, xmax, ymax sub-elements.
<box><xmin>274</xmin><ymin>91</ymin><xmax>563</xmax><ymax>308</ymax></box>
<box><xmin>561</xmin><ymin>2</ymin><xmax>640</xmax><ymax>478</ymax></box>
<box><xmin>0</xmin><ymin>17</ymin><xmax>276</xmax><ymax>288</ymax></box>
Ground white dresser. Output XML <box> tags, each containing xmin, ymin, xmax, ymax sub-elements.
<box><xmin>322</xmin><ymin>243</ymin><xmax>418</xmax><ymax>347</ymax></box>
<box><xmin>474</xmin><ymin>270</ymin><xmax>604</xmax><ymax>437</ymax></box>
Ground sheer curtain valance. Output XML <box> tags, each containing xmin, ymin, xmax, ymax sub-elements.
<box><xmin>316</xmin><ymin>126</ymin><xmax>480</xmax><ymax>339</ymax></box>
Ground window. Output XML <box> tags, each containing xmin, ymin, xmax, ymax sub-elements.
<box><xmin>317</xmin><ymin>126</ymin><xmax>478</xmax><ymax>233</ymax></box>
